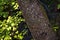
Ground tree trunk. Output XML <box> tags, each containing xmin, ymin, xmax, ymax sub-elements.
<box><xmin>17</xmin><ymin>0</ymin><xmax>56</xmax><ymax>40</ymax></box>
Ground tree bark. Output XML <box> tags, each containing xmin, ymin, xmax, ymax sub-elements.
<box><xmin>17</xmin><ymin>0</ymin><xmax>56</xmax><ymax>40</ymax></box>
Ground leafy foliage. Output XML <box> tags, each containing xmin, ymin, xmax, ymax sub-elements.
<box><xmin>0</xmin><ymin>0</ymin><xmax>31</xmax><ymax>40</ymax></box>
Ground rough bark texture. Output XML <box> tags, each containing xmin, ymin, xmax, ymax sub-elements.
<box><xmin>17</xmin><ymin>0</ymin><xmax>56</xmax><ymax>40</ymax></box>
<box><xmin>56</xmin><ymin>12</ymin><xmax>60</xmax><ymax>40</ymax></box>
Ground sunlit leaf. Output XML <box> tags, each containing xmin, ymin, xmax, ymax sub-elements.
<box><xmin>14</xmin><ymin>35</ymin><xmax>17</xmax><ymax>38</ymax></box>
<box><xmin>4</xmin><ymin>35</ymin><xmax>11</xmax><ymax>40</ymax></box>
<box><xmin>18</xmin><ymin>34</ymin><xmax>24</xmax><ymax>40</ymax></box>
<box><xmin>57</xmin><ymin>4</ymin><xmax>60</xmax><ymax>9</ymax></box>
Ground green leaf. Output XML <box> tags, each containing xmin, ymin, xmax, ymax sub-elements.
<box><xmin>57</xmin><ymin>4</ymin><xmax>60</xmax><ymax>9</ymax></box>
